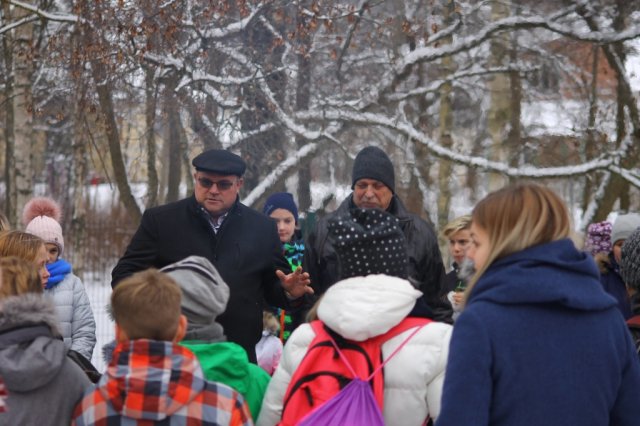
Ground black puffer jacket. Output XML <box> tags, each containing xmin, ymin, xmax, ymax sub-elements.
<box><xmin>304</xmin><ymin>194</ymin><xmax>451</xmax><ymax>322</ymax></box>
<box><xmin>111</xmin><ymin>195</ymin><xmax>291</xmax><ymax>361</ymax></box>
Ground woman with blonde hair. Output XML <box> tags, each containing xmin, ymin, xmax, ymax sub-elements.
<box><xmin>0</xmin><ymin>231</ymin><xmax>50</xmax><ymax>287</ymax></box>
<box><xmin>0</xmin><ymin>256</ymin><xmax>90</xmax><ymax>425</ymax></box>
<box><xmin>0</xmin><ymin>256</ymin><xmax>43</xmax><ymax>298</ymax></box>
<box><xmin>436</xmin><ymin>183</ymin><xmax>640</xmax><ymax>426</ymax></box>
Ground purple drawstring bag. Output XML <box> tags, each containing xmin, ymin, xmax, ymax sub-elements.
<box><xmin>296</xmin><ymin>323</ymin><xmax>427</xmax><ymax>426</ymax></box>
<box><xmin>297</xmin><ymin>378</ymin><xmax>384</xmax><ymax>425</ymax></box>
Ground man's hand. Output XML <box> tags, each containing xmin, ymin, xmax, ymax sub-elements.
<box><xmin>276</xmin><ymin>266</ymin><xmax>313</xmax><ymax>299</ymax></box>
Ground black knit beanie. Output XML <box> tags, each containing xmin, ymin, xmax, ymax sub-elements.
<box><xmin>621</xmin><ymin>227</ymin><xmax>640</xmax><ymax>292</ymax></box>
<box><xmin>327</xmin><ymin>208</ymin><xmax>408</xmax><ymax>279</ymax></box>
<box><xmin>351</xmin><ymin>146</ymin><xmax>395</xmax><ymax>193</ymax></box>
<box><xmin>263</xmin><ymin>192</ymin><xmax>299</xmax><ymax>223</ymax></box>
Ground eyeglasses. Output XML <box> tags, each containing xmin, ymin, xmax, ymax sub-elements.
<box><xmin>197</xmin><ymin>177</ymin><xmax>236</xmax><ymax>191</ymax></box>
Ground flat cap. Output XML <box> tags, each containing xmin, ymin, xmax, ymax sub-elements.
<box><xmin>192</xmin><ymin>149</ymin><xmax>246</xmax><ymax>176</ymax></box>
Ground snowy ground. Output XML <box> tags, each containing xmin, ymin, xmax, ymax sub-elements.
<box><xmin>84</xmin><ymin>270</ymin><xmax>115</xmax><ymax>373</ymax></box>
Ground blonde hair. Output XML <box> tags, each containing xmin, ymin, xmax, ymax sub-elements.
<box><xmin>306</xmin><ymin>294</ymin><xmax>325</xmax><ymax>322</ymax></box>
<box><xmin>441</xmin><ymin>215</ymin><xmax>472</xmax><ymax>239</ymax></box>
<box><xmin>0</xmin><ymin>230</ymin><xmax>45</xmax><ymax>262</ymax></box>
<box><xmin>465</xmin><ymin>183</ymin><xmax>571</xmax><ymax>297</ymax></box>
<box><xmin>0</xmin><ymin>256</ymin><xmax>43</xmax><ymax>299</ymax></box>
<box><xmin>263</xmin><ymin>311</ymin><xmax>280</xmax><ymax>334</ymax></box>
<box><xmin>111</xmin><ymin>269</ymin><xmax>182</xmax><ymax>341</ymax></box>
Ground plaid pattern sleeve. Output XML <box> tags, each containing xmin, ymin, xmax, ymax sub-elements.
<box><xmin>72</xmin><ymin>339</ymin><xmax>254</xmax><ymax>425</ymax></box>
<box><xmin>72</xmin><ymin>380</ymin><xmax>253</xmax><ymax>425</ymax></box>
<box><xmin>199</xmin><ymin>380</ymin><xmax>253</xmax><ymax>426</ymax></box>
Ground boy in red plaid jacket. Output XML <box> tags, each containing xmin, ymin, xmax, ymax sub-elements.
<box><xmin>72</xmin><ymin>269</ymin><xmax>253</xmax><ymax>425</ymax></box>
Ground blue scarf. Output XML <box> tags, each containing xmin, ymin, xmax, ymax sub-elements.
<box><xmin>46</xmin><ymin>259</ymin><xmax>71</xmax><ymax>289</ymax></box>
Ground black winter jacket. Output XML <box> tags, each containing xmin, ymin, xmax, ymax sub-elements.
<box><xmin>304</xmin><ymin>194</ymin><xmax>452</xmax><ymax>322</ymax></box>
<box><xmin>111</xmin><ymin>195</ymin><xmax>291</xmax><ymax>361</ymax></box>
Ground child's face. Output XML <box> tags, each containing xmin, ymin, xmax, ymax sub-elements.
<box><xmin>270</xmin><ymin>208</ymin><xmax>296</xmax><ymax>243</ymax></box>
<box><xmin>36</xmin><ymin>244</ymin><xmax>51</xmax><ymax>288</ymax></box>
<box><xmin>45</xmin><ymin>243</ymin><xmax>60</xmax><ymax>263</ymax></box>
<box><xmin>613</xmin><ymin>240</ymin><xmax>624</xmax><ymax>264</ymax></box>
<box><xmin>448</xmin><ymin>229</ymin><xmax>471</xmax><ymax>265</ymax></box>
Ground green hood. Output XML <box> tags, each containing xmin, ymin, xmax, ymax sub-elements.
<box><xmin>180</xmin><ymin>340</ymin><xmax>270</xmax><ymax>420</ymax></box>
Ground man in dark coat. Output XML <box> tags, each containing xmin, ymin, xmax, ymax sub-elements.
<box><xmin>111</xmin><ymin>149</ymin><xmax>312</xmax><ymax>361</ymax></box>
<box><xmin>304</xmin><ymin>146</ymin><xmax>452</xmax><ymax>322</ymax></box>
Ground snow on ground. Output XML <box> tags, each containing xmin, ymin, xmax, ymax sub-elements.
<box><xmin>85</xmin><ymin>270</ymin><xmax>114</xmax><ymax>373</ymax></box>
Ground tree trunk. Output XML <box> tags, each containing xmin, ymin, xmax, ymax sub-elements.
<box><xmin>2</xmin><ymin>1</ymin><xmax>35</xmax><ymax>226</ymax></box>
<box><xmin>581</xmin><ymin>45</ymin><xmax>600</xmax><ymax>213</ymax></box>
<box><xmin>164</xmin><ymin>75</ymin><xmax>182</xmax><ymax>203</ymax></box>
<box><xmin>79</xmin><ymin>2</ymin><xmax>141</xmax><ymax>223</ymax></box>
<box><xmin>436</xmin><ymin>0</ymin><xmax>456</xmax><ymax>232</ymax></box>
<box><xmin>93</xmin><ymin>75</ymin><xmax>142</xmax><ymax>223</ymax></box>
<box><xmin>2</xmin><ymin>1</ymin><xmax>17</xmax><ymax>227</ymax></box>
<box><xmin>410</xmin><ymin>61</ymin><xmax>432</xmax><ymax>220</ymax></box>
<box><xmin>486</xmin><ymin>0</ymin><xmax>511</xmax><ymax>190</ymax></box>
<box><xmin>506</xmin><ymin>20</ymin><xmax>522</xmax><ymax>174</ymax></box>
<box><xmin>295</xmin><ymin>2</ymin><xmax>312</xmax><ymax>213</ymax></box>
<box><xmin>145</xmin><ymin>66</ymin><xmax>159</xmax><ymax>208</ymax></box>
<box><xmin>68</xmin><ymin>25</ymin><xmax>88</xmax><ymax>278</ymax></box>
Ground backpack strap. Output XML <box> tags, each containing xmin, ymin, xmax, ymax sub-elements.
<box><xmin>374</xmin><ymin>317</ymin><xmax>432</xmax><ymax>343</ymax></box>
<box><xmin>326</xmin><ymin>331</ymin><xmax>359</xmax><ymax>379</ymax></box>
<box><xmin>366</xmin><ymin>322</ymin><xmax>428</xmax><ymax>381</ymax></box>
<box><xmin>319</xmin><ymin>317</ymin><xmax>432</xmax><ymax>382</ymax></box>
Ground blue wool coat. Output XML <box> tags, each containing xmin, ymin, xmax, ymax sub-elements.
<box><xmin>436</xmin><ymin>239</ymin><xmax>640</xmax><ymax>426</ymax></box>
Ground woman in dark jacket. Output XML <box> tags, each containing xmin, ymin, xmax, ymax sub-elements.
<box><xmin>437</xmin><ymin>183</ymin><xmax>640</xmax><ymax>426</ymax></box>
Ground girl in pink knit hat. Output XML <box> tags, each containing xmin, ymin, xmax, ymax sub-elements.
<box><xmin>22</xmin><ymin>197</ymin><xmax>96</xmax><ymax>361</ymax></box>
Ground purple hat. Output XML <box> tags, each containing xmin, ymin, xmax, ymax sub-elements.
<box><xmin>584</xmin><ymin>221</ymin><xmax>612</xmax><ymax>256</ymax></box>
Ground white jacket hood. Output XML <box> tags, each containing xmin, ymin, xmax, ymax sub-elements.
<box><xmin>317</xmin><ymin>274</ymin><xmax>423</xmax><ymax>341</ymax></box>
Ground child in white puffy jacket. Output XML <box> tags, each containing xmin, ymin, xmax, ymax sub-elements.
<box><xmin>23</xmin><ymin>197</ymin><xmax>96</xmax><ymax>361</ymax></box>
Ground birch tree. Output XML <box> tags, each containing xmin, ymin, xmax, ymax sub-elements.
<box><xmin>1</xmin><ymin>0</ymin><xmax>36</xmax><ymax>226</ymax></box>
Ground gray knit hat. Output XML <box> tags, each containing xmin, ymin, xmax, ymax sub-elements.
<box><xmin>351</xmin><ymin>146</ymin><xmax>395</xmax><ymax>193</ymax></box>
<box><xmin>160</xmin><ymin>256</ymin><xmax>230</xmax><ymax>331</ymax></box>
<box><xmin>611</xmin><ymin>213</ymin><xmax>640</xmax><ymax>244</ymax></box>
<box><xmin>621</xmin><ymin>228</ymin><xmax>640</xmax><ymax>291</ymax></box>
